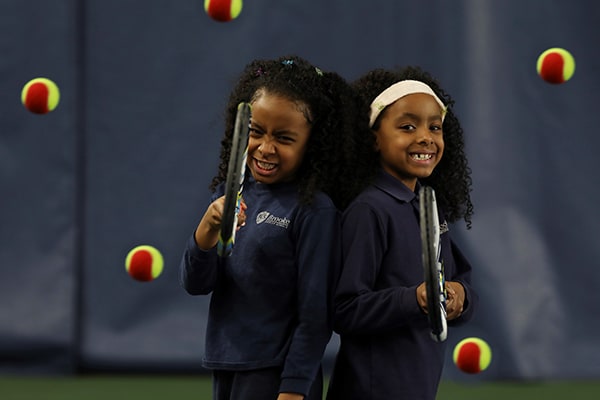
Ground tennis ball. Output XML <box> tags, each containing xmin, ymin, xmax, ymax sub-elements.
<box><xmin>536</xmin><ymin>48</ymin><xmax>575</xmax><ymax>84</ymax></box>
<box><xmin>125</xmin><ymin>245</ymin><xmax>164</xmax><ymax>282</ymax></box>
<box><xmin>204</xmin><ymin>0</ymin><xmax>243</xmax><ymax>22</ymax></box>
<box><xmin>453</xmin><ymin>337</ymin><xmax>492</xmax><ymax>374</ymax></box>
<box><xmin>21</xmin><ymin>77</ymin><xmax>60</xmax><ymax>114</ymax></box>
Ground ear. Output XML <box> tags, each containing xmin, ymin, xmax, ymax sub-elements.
<box><xmin>372</xmin><ymin>130</ymin><xmax>380</xmax><ymax>152</ymax></box>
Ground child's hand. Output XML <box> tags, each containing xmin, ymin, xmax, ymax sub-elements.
<box><xmin>417</xmin><ymin>281</ymin><xmax>465</xmax><ymax>320</ymax></box>
<box><xmin>416</xmin><ymin>282</ymin><xmax>428</xmax><ymax>313</ymax></box>
<box><xmin>236</xmin><ymin>198</ymin><xmax>247</xmax><ymax>230</ymax></box>
<box><xmin>277</xmin><ymin>393</ymin><xmax>304</xmax><ymax>400</ymax></box>
<box><xmin>204</xmin><ymin>196</ymin><xmax>226</xmax><ymax>231</ymax></box>
<box><xmin>445</xmin><ymin>281</ymin><xmax>465</xmax><ymax>320</ymax></box>
<box><xmin>194</xmin><ymin>196</ymin><xmax>226</xmax><ymax>250</ymax></box>
<box><xmin>194</xmin><ymin>197</ymin><xmax>248</xmax><ymax>250</ymax></box>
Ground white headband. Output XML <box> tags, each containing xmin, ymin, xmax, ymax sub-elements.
<box><xmin>369</xmin><ymin>80</ymin><xmax>447</xmax><ymax>128</ymax></box>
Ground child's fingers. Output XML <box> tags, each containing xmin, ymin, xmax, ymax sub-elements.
<box><xmin>416</xmin><ymin>283</ymin><xmax>428</xmax><ymax>313</ymax></box>
<box><xmin>446</xmin><ymin>303</ymin><xmax>463</xmax><ymax>320</ymax></box>
<box><xmin>205</xmin><ymin>196</ymin><xmax>225</xmax><ymax>229</ymax></box>
<box><xmin>236</xmin><ymin>197</ymin><xmax>247</xmax><ymax>230</ymax></box>
<box><xmin>236</xmin><ymin>210</ymin><xmax>247</xmax><ymax>229</ymax></box>
<box><xmin>444</xmin><ymin>281</ymin><xmax>465</xmax><ymax>320</ymax></box>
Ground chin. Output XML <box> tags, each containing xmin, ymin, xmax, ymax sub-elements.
<box><xmin>251</xmin><ymin>172</ymin><xmax>275</xmax><ymax>184</ymax></box>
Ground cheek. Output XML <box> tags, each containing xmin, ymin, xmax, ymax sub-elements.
<box><xmin>286</xmin><ymin>147</ymin><xmax>305</xmax><ymax>168</ymax></box>
<box><xmin>291</xmin><ymin>137</ymin><xmax>310</xmax><ymax>159</ymax></box>
<box><xmin>436</xmin><ymin>143</ymin><xmax>445</xmax><ymax>164</ymax></box>
<box><xmin>247</xmin><ymin>138</ymin><xmax>259</xmax><ymax>154</ymax></box>
<box><xmin>434</xmin><ymin>133</ymin><xmax>444</xmax><ymax>149</ymax></box>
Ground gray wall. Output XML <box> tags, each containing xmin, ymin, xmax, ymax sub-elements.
<box><xmin>1</xmin><ymin>0</ymin><xmax>599</xmax><ymax>381</ymax></box>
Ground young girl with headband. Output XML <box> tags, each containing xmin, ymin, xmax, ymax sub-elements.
<box><xmin>327</xmin><ymin>66</ymin><xmax>479</xmax><ymax>400</ymax></box>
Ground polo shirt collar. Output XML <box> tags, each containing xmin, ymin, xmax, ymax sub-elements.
<box><xmin>373</xmin><ymin>169</ymin><xmax>420</xmax><ymax>204</ymax></box>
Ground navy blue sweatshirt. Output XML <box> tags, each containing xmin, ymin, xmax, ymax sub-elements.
<box><xmin>180</xmin><ymin>177</ymin><xmax>339</xmax><ymax>396</ymax></box>
<box><xmin>327</xmin><ymin>170</ymin><xmax>478</xmax><ymax>400</ymax></box>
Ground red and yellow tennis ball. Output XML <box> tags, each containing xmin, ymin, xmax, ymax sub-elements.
<box><xmin>536</xmin><ymin>48</ymin><xmax>575</xmax><ymax>84</ymax></box>
<box><xmin>453</xmin><ymin>337</ymin><xmax>492</xmax><ymax>374</ymax></box>
<box><xmin>21</xmin><ymin>77</ymin><xmax>60</xmax><ymax>114</ymax></box>
<box><xmin>204</xmin><ymin>0</ymin><xmax>243</xmax><ymax>22</ymax></box>
<box><xmin>125</xmin><ymin>245</ymin><xmax>164</xmax><ymax>282</ymax></box>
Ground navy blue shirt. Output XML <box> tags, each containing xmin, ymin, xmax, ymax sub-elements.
<box><xmin>327</xmin><ymin>170</ymin><xmax>477</xmax><ymax>400</ymax></box>
<box><xmin>180</xmin><ymin>176</ymin><xmax>339</xmax><ymax>396</ymax></box>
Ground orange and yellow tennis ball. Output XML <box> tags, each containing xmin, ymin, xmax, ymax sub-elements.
<box><xmin>21</xmin><ymin>77</ymin><xmax>60</xmax><ymax>114</ymax></box>
<box><xmin>536</xmin><ymin>47</ymin><xmax>575</xmax><ymax>84</ymax></box>
<box><xmin>204</xmin><ymin>0</ymin><xmax>243</xmax><ymax>22</ymax></box>
<box><xmin>453</xmin><ymin>337</ymin><xmax>492</xmax><ymax>374</ymax></box>
<box><xmin>125</xmin><ymin>245</ymin><xmax>164</xmax><ymax>282</ymax></box>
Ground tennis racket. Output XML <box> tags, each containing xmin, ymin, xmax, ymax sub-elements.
<box><xmin>217</xmin><ymin>102</ymin><xmax>251</xmax><ymax>257</ymax></box>
<box><xmin>419</xmin><ymin>186</ymin><xmax>448</xmax><ymax>342</ymax></box>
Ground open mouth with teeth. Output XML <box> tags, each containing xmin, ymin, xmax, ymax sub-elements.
<box><xmin>410</xmin><ymin>153</ymin><xmax>434</xmax><ymax>161</ymax></box>
<box><xmin>255</xmin><ymin>159</ymin><xmax>277</xmax><ymax>172</ymax></box>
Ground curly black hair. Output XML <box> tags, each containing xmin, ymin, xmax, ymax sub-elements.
<box><xmin>210</xmin><ymin>55</ymin><xmax>363</xmax><ymax>209</ymax></box>
<box><xmin>352</xmin><ymin>66</ymin><xmax>474</xmax><ymax>227</ymax></box>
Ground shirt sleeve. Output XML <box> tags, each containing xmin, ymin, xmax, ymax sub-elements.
<box><xmin>279</xmin><ymin>206</ymin><xmax>339</xmax><ymax>396</ymax></box>
<box><xmin>447</xmin><ymin>239</ymin><xmax>479</xmax><ymax>326</ymax></box>
<box><xmin>179</xmin><ymin>232</ymin><xmax>219</xmax><ymax>295</ymax></box>
<box><xmin>333</xmin><ymin>202</ymin><xmax>424</xmax><ymax>336</ymax></box>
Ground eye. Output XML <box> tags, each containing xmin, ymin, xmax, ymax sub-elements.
<box><xmin>276</xmin><ymin>134</ymin><xmax>295</xmax><ymax>143</ymax></box>
<box><xmin>430</xmin><ymin>124</ymin><xmax>443</xmax><ymax>132</ymax></box>
<box><xmin>249</xmin><ymin>127</ymin><xmax>263</xmax><ymax>137</ymax></box>
<box><xmin>399</xmin><ymin>124</ymin><xmax>416</xmax><ymax>131</ymax></box>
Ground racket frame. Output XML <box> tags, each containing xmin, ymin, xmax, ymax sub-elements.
<box><xmin>419</xmin><ymin>186</ymin><xmax>448</xmax><ymax>342</ymax></box>
<box><xmin>217</xmin><ymin>102</ymin><xmax>251</xmax><ymax>257</ymax></box>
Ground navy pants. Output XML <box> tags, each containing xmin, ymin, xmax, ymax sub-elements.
<box><xmin>213</xmin><ymin>367</ymin><xmax>323</xmax><ymax>400</ymax></box>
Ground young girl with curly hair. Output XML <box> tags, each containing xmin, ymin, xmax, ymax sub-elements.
<box><xmin>327</xmin><ymin>66</ymin><xmax>479</xmax><ymax>400</ymax></box>
<box><xmin>180</xmin><ymin>55</ymin><xmax>361</xmax><ymax>400</ymax></box>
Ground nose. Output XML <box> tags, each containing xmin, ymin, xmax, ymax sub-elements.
<box><xmin>416</xmin><ymin>127</ymin><xmax>434</xmax><ymax>145</ymax></box>
<box><xmin>258</xmin><ymin>137</ymin><xmax>276</xmax><ymax>155</ymax></box>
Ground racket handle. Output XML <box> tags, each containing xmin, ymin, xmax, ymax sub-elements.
<box><xmin>430</xmin><ymin>306</ymin><xmax>448</xmax><ymax>342</ymax></box>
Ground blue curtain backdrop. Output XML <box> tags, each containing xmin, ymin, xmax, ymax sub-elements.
<box><xmin>1</xmin><ymin>0</ymin><xmax>599</xmax><ymax>381</ymax></box>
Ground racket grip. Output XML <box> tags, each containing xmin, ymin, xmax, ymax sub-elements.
<box><xmin>217</xmin><ymin>237</ymin><xmax>234</xmax><ymax>257</ymax></box>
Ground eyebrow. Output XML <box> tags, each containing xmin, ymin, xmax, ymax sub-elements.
<box><xmin>395</xmin><ymin>112</ymin><xmax>443</xmax><ymax>123</ymax></box>
<box><xmin>250</xmin><ymin>122</ymin><xmax>301</xmax><ymax>136</ymax></box>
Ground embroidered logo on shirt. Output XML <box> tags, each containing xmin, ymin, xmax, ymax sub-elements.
<box><xmin>256</xmin><ymin>211</ymin><xmax>290</xmax><ymax>229</ymax></box>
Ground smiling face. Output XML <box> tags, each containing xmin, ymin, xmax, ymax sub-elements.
<box><xmin>373</xmin><ymin>93</ymin><xmax>445</xmax><ymax>191</ymax></box>
<box><xmin>247</xmin><ymin>90</ymin><xmax>312</xmax><ymax>184</ymax></box>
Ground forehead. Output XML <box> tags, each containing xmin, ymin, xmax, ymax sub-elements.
<box><xmin>252</xmin><ymin>89</ymin><xmax>312</xmax><ymax>123</ymax></box>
